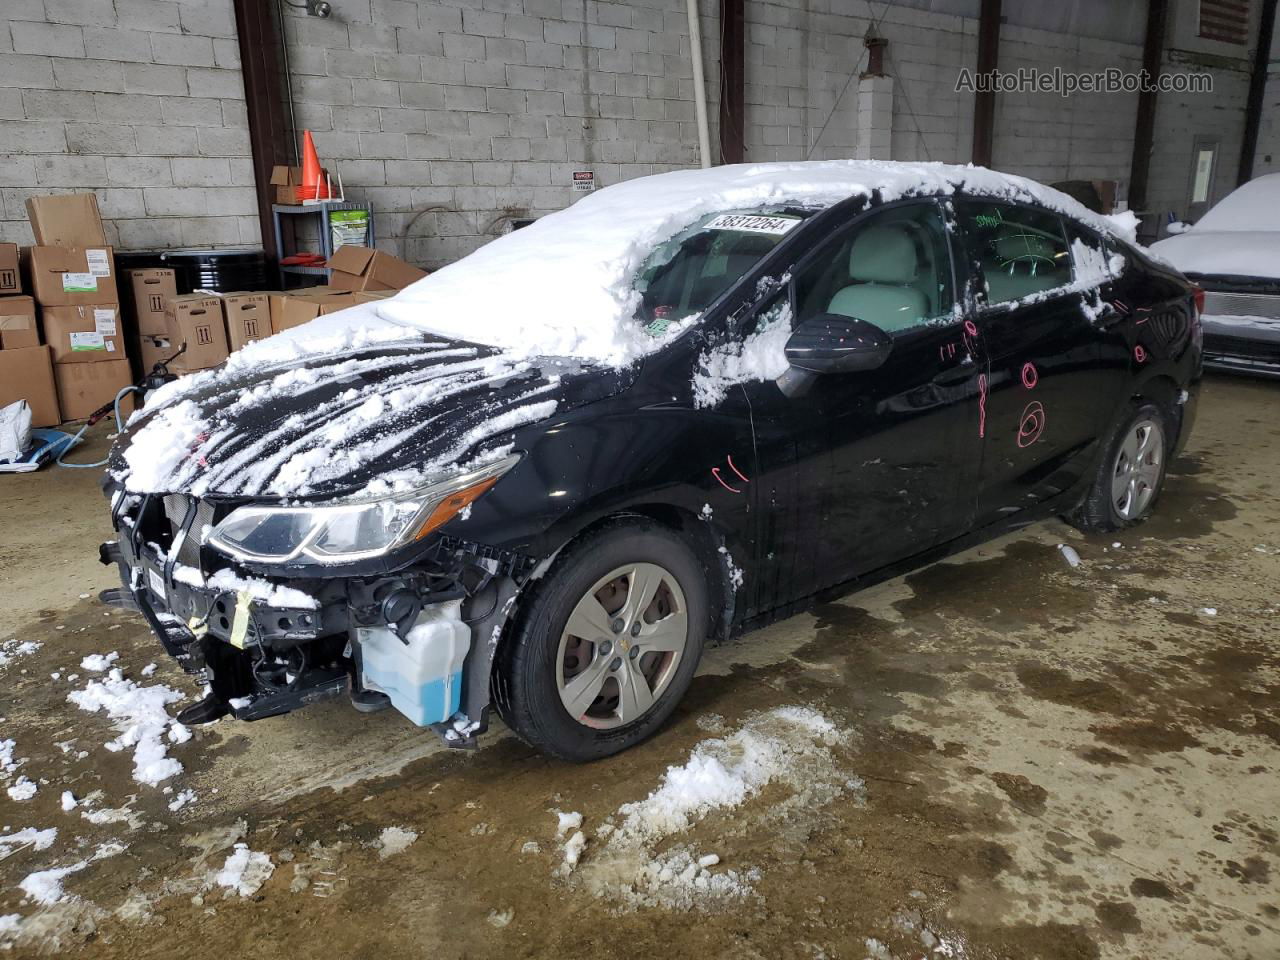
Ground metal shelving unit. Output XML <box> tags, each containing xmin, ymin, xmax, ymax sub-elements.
<box><xmin>272</xmin><ymin>200</ymin><xmax>374</xmax><ymax>288</ymax></box>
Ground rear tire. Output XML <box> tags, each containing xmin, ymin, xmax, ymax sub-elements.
<box><xmin>494</xmin><ymin>521</ymin><xmax>708</xmax><ymax>762</ymax></box>
<box><xmin>1067</xmin><ymin>400</ymin><xmax>1172</xmax><ymax>533</ymax></box>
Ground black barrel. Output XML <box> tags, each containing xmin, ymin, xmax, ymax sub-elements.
<box><xmin>156</xmin><ymin>248</ymin><xmax>268</xmax><ymax>294</ymax></box>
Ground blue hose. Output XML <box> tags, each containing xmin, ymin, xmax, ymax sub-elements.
<box><xmin>55</xmin><ymin>385</ymin><xmax>142</xmax><ymax>469</ymax></box>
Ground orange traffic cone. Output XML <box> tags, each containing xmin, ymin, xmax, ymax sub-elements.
<box><xmin>297</xmin><ymin>130</ymin><xmax>330</xmax><ymax>201</ymax></box>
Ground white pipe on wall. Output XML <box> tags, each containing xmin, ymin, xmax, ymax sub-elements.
<box><xmin>685</xmin><ymin>0</ymin><xmax>713</xmax><ymax>168</ymax></box>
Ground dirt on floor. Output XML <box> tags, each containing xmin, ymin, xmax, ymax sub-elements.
<box><xmin>1</xmin><ymin>374</ymin><xmax>1277</xmax><ymax>959</ymax></box>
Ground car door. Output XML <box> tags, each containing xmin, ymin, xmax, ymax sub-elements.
<box><xmin>779</xmin><ymin>198</ymin><xmax>985</xmax><ymax>586</ymax></box>
<box><xmin>952</xmin><ymin>199</ymin><xmax>1115</xmax><ymax>525</ymax></box>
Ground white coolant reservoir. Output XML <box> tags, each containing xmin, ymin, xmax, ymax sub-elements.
<box><xmin>357</xmin><ymin>599</ymin><xmax>470</xmax><ymax>726</ymax></box>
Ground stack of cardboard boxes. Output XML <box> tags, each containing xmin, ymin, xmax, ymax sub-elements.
<box><xmin>1</xmin><ymin>190</ymin><xmax>428</xmax><ymax>426</ymax></box>
<box><xmin>0</xmin><ymin>240</ymin><xmax>61</xmax><ymax>427</ymax></box>
<box><xmin>24</xmin><ymin>194</ymin><xmax>134</xmax><ymax>421</ymax></box>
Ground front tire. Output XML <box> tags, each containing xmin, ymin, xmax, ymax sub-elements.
<box><xmin>1067</xmin><ymin>401</ymin><xmax>1171</xmax><ymax>532</ymax></box>
<box><xmin>494</xmin><ymin>521</ymin><xmax>709</xmax><ymax>762</ymax></box>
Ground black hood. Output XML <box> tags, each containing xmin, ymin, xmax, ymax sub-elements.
<box><xmin>110</xmin><ymin>336</ymin><xmax>636</xmax><ymax>500</ymax></box>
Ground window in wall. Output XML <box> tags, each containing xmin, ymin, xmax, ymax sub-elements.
<box><xmin>793</xmin><ymin>201</ymin><xmax>955</xmax><ymax>335</ymax></box>
<box><xmin>1198</xmin><ymin>0</ymin><xmax>1251</xmax><ymax>44</ymax></box>
<box><xmin>956</xmin><ymin>201</ymin><xmax>1072</xmax><ymax>306</ymax></box>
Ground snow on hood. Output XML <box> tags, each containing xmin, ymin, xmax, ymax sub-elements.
<box><xmin>1150</xmin><ymin>230</ymin><xmax>1280</xmax><ymax>280</ymax></box>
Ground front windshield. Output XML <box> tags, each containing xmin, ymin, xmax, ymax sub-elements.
<box><xmin>634</xmin><ymin>208</ymin><xmax>813</xmax><ymax>334</ymax></box>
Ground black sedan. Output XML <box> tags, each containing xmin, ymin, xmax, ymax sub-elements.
<box><xmin>101</xmin><ymin>162</ymin><xmax>1202</xmax><ymax>761</ymax></box>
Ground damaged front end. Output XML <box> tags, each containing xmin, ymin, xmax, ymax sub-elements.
<box><xmin>98</xmin><ymin>459</ymin><xmax>533</xmax><ymax>749</ymax></box>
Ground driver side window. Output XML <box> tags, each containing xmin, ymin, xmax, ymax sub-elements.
<box><xmin>793</xmin><ymin>201</ymin><xmax>955</xmax><ymax>335</ymax></box>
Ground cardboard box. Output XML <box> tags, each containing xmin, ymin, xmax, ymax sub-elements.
<box><xmin>0</xmin><ymin>345</ymin><xmax>59</xmax><ymax>427</ymax></box>
<box><xmin>127</xmin><ymin>268</ymin><xmax>177</xmax><ymax>336</ymax></box>
<box><xmin>165</xmin><ymin>294</ymin><xmax>228</xmax><ymax>373</ymax></box>
<box><xmin>53</xmin><ymin>358</ymin><xmax>134</xmax><ymax>422</ymax></box>
<box><xmin>268</xmin><ymin>289</ymin><xmax>352</xmax><ymax>333</ymax></box>
<box><xmin>0</xmin><ymin>295</ymin><xmax>39</xmax><ymax>350</ymax></box>
<box><xmin>220</xmin><ymin>292</ymin><xmax>270</xmax><ymax>350</ymax></box>
<box><xmin>0</xmin><ymin>243</ymin><xmax>20</xmax><ymax>295</ymax></box>
<box><xmin>270</xmin><ymin>165</ymin><xmax>329</xmax><ymax>205</ymax></box>
<box><xmin>42</xmin><ymin>304</ymin><xmax>124</xmax><ymax>363</ymax></box>
<box><xmin>25</xmin><ymin>194</ymin><xmax>107</xmax><ymax>248</ymax></box>
<box><xmin>27</xmin><ymin>246</ymin><xmax>117</xmax><ymax>307</ymax></box>
<box><xmin>326</xmin><ymin>246</ymin><xmax>425</xmax><ymax>292</ymax></box>
<box><xmin>139</xmin><ymin>334</ymin><xmax>175</xmax><ymax>372</ymax></box>
<box><xmin>352</xmin><ymin>290</ymin><xmax>393</xmax><ymax>304</ymax></box>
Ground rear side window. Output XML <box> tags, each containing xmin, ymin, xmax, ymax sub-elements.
<box><xmin>957</xmin><ymin>201</ymin><xmax>1072</xmax><ymax>306</ymax></box>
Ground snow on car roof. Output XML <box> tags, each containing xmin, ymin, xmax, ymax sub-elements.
<box><xmin>370</xmin><ymin>159</ymin><xmax>1133</xmax><ymax>366</ymax></box>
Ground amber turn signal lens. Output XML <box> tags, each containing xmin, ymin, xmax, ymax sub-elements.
<box><xmin>412</xmin><ymin>476</ymin><xmax>500</xmax><ymax>541</ymax></box>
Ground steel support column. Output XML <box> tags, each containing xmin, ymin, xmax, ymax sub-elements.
<box><xmin>971</xmin><ymin>0</ymin><xmax>1001</xmax><ymax>167</ymax></box>
<box><xmin>233</xmin><ymin>0</ymin><xmax>293</xmax><ymax>262</ymax></box>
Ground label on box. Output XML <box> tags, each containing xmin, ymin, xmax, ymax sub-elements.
<box><xmin>94</xmin><ymin>308</ymin><xmax>117</xmax><ymax>336</ymax></box>
<box><xmin>106</xmin><ymin>340</ymin><xmax>116</xmax><ymax>352</ymax></box>
<box><xmin>148</xmin><ymin>567</ymin><xmax>166</xmax><ymax>601</ymax></box>
<box><xmin>62</xmin><ymin>272</ymin><xmax>98</xmax><ymax>293</ymax></box>
<box><xmin>85</xmin><ymin>249</ymin><xmax>111</xmax><ymax>277</ymax></box>
<box><xmin>69</xmin><ymin>331</ymin><xmax>106</xmax><ymax>351</ymax></box>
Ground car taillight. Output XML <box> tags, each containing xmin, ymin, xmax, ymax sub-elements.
<box><xmin>1191</xmin><ymin>285</ymin><xmax>1205</xmax><ymax>317</ymax></box>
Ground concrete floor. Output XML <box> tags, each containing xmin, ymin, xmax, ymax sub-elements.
<box><xmin>1</xmin><ymin>374</ymin><xmax>1277</xmax><ymax>959</ymax></box>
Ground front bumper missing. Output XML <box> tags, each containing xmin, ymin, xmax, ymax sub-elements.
<box><xmin>99</xmin><ymin>526</ymin><xmax>521</xmax><ymax>747</ymax></box>
<box><xmin>99</xmin><ymin>534</ymin><xmax>349</xmax><ymax>722</ymax></box>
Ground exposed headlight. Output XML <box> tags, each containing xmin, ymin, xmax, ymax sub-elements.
<box><xmin>207</xmin><ymin>454</ymin><xmax>520</xmax><ymax>565</ymax></box>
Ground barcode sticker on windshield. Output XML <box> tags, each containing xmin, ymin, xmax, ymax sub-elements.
<box><xmin>704</xmin><ymin>214</ymin><xmax>800</xmax><ymax>235</ymax></box>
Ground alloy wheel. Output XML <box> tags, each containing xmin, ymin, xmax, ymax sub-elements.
<box><xmin>555</xmin><ymin>562</ymin><xmax>688</xmax><ymax>729</ymax></box>
<box><xmin>1111</xmin><ymin>418</ymin><xmax>1164</xmax><ymax>520</ymax></box>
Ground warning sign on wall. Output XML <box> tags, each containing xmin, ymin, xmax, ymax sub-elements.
<box><xmin>571</xmin><ymin>170</ymin><xmax>595</xmax><ymax>192</ymax></box>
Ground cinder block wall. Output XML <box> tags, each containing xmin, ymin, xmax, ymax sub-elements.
<box><xmin>279</xmin><ymin>0</ymin><xmax>724</xmax><ymax>269</ymax></box>
<box><xmin>1</xmin><ymin>0</ymin><xmax>1270</xmax><ymax>263</ymax></box>
<box><xmin>0</xmin><ymin>0</ymin><xmax>259</xmax><ymax>248</ymax></box>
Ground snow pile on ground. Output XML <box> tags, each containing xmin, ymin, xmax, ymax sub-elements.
<box><xmin>18</xmin><ymin>843</ymin><xmax>124</xmax><ymax>906</ymax></box>
<box><xmin>375</xmin><ymin>827</ymin><xmax>418</xmax><ymax>860</ymax></box>
<box><xmin>0</xmin><ymin>828</ymin><xmax>57</xmax><ymax>859</ymax></box>
<box><xmin>214</xmin><ymin>844</ymin><xmax>274</xmax><ymax>897</ymax></box>
<box><xmin>0</xmin><ymin>638</ymin><xmax>40</xmax><ymax>670</ymax></box>
<box><xmin>67</xmin><ymin>668</ymin><xmax>191</xmax><ymax>786</ymax></box>
<box><xmin>79</xmin><ymin>652</ymin><xmax>119</xmax><ymax>672</ymax></box>
<box><xmin>566</xmin><ymin>707</ymin><xmax>856</xmax><ymax>911</ymax></box>
<box><xmin>6</xmin><ymin>776</ymin><xmax>37</xmax><ymax>801</ymax></box>
<box><xmin>167</xmin><ymin>789</ymin><xmax>197</xmax><ymax>812</ymax></box>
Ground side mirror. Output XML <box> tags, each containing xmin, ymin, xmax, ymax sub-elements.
<box><xmin>784</xmin><ymin>314</ymin><xmax>893</xmax><ymax>375</ymax></box>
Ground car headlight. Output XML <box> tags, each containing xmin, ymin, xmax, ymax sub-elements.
<box><xmin>207</xmin><ymin>454</ymin><xmax>520</xmax><ymax>565</ymax></box>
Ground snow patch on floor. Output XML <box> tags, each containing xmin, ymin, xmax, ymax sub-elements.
<box><xmin>214</xmin><ymin>844</ymin><xmax>274</xmax><ymax>897</ymax></box>
<box><xmin>566</xmin><ymin>706</ymin><xmax>857</xmax><ymax>911</ymax></box>
<box><xmin>6</xmin><ymin>776</ymin><xmax>36</xmax><ymax>802</ymax></box>
<box><xmin>67</xmin><ymin>668</ymin><xmax>190</xmax><ymax>786</ymax></box>
<box><xmin>375</xmin><ymin>826</ymin><xmax>418</xmax><ymax>860</ymax></box>
<box><xmin>79</xmin><ymin>651</ymin><xmax>119</xmax><ymax>672</ymax></box>
<box><xmin>0</xmin><ymin>638</ymin><xmax>41</xmax><ymax>670</ymax></box>
<box><xmin>0</xmin><ymin>828</ymin><xmax>57</xmax><ymax>859</ymax></box>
